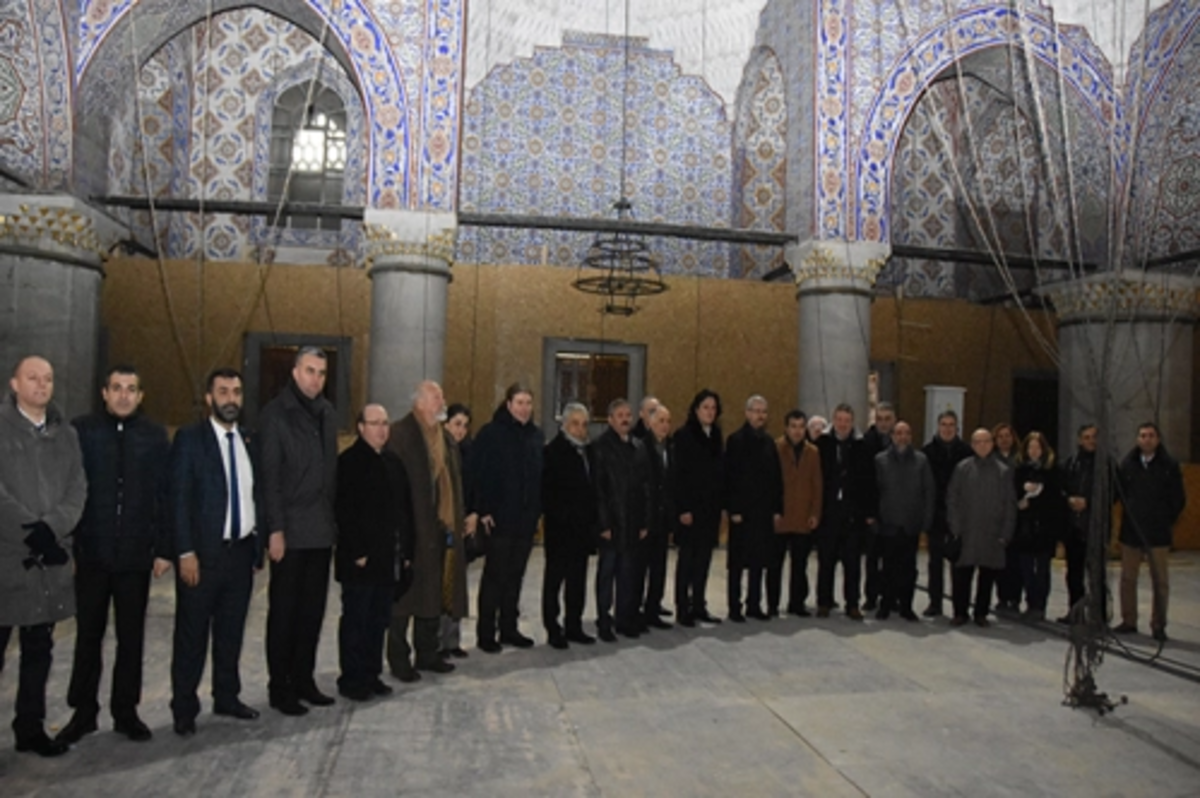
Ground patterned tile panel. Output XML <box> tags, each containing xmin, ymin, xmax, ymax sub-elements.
<box><xmin>732</xmin><ymin>46</ymin><xmax>787</xmax><ymax>279</ymax></box>
<box><xmin>458</xmin><ymin>31</ymin><xmax>733</xmax><ymax>277</ymax></box>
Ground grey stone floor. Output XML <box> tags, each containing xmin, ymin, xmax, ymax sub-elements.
<box><xmin>2</xmin><ymin>550</ymin><xmax>1199</xmax><ymax>797</ymax></box>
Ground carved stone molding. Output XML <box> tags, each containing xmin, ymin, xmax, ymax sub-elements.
<box><xmin>1039</xmin><ymin>272</ymin><xmax>1199</xmax><ymax>325</ymax></box>
<box><xmin>788</xmin><ymin>240</ymin><xmax>890</xmax><ymax>295</ymax></box>
<box><xmin>0</xmin><ymin>203</ymin><xmax>104</xmax><ymax>259</ymax></box>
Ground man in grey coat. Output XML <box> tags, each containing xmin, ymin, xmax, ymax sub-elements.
<box><xmin>0</xmin><ymin>356</ymin><xmax>88</xmax><ymax>756</ymax></box>
<box><xmin>946</xmin><ymin>428</ymin><xmax>1017</xmax><ymax>628</ymax></box>
<box><xmin>873</xmin><ymin>421</ymin><xmax>934</xmax><ymax>621</ymax></box>
<box><xmin>262</xmin><ymin>346</ymin><xmax>339</xmax><ymax>716</ymax></box>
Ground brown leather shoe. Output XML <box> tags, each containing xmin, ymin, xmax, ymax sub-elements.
<box><xmin>846</xmin><ymin>608</ymin><xmax>864</xmax><ymax>621</ymax></box>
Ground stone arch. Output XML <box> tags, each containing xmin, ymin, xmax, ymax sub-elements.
<box><xmin>854</xmin><ymin>5</ymin><xmax>1118</xmax><ymax>243</ymax></box>
<box><xmin>74</xmin><ymin>0</ymin><xmax>408</xmax><ymax>207</ymax></box>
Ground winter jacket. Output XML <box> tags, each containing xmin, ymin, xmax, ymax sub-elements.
<box><xmin>947</xmin><ymin>455</ymin><xmax>1017</xmax><ymax>570</ymax></box>
<box><xmin>259</xmin><ymin>380</ymin><xmax>338</xmax><ymax>549</ymax></box>
<box><xmin>335</xmin><ymin>436</ymin><xmax>415</xmax><ymax>586</ymax></box>
<box><xmin>0</xmin><ymin>397</ymin><xmax>87</xmax><ymax>626</ymax></box>
<box><xmin>875</xmin><ymin>446</ymin><xmax>935</xmax><ymax>537</ymax></box>
<box><xmin>541</xmin><ymin>432</ymin><xmax>598</xmax><ymax>557</ymax></box>
<box><xmin>71</xmin><ymin>410</ymin><xmax>170</xmax><ymax>570</ymax></box>
<box><xmin>1013</xmin><ymin>460</ymin><xmax>1068</xmax><ymax>556</ymax></box>
<box><xmin>671</xmin><ymin>418</ymin><xmax>725</xmax><ymax>548</ymax></box>
<box><xmin>592</xmin><ymin>427</ymin><xmax>652</xmax><ymax>554</ymax></box>
<box><xmin>469</xmin><ymin>405</ymin><xmax>544</xmax><ymax>538</ymax></box>
<box><xmin>776</xmin><ymin>437</ymin><xmax>823</xmax><ymax>534</ymax></box>
<box><xmin>1117</xmin><ymin>445</ymin><xmax>1185</xmax><ymax>549</ymax></box>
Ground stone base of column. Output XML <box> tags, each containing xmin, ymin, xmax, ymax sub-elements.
<box><xmin>0</xmin><ymin>196</ymin><xmax>124</xmax><ymax>419</ymax></box>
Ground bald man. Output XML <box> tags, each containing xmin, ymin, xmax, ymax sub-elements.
<box><xmin>0</xmin><ymin>356</ymin><xmax>87</xmax><ymax>756</ymax></box>
<box><xmin>334</xmin><ymin>404</ymin><xmax>415</xmax><ymax>700</ymax></box>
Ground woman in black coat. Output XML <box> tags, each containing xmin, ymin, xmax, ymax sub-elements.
<box><xmin>1013</xmin><ymin>431</ymin><xmax>1067</xmax><ymax>622</ymax></box>
<box><xmin>671</xmin><ymin>389</ymin><xmax>725</xmax><ymax>626</ymax></box>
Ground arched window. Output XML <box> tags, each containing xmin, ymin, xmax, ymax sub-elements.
<box><xmin>268</xmin><ymin>83</ymin><xmax>346</xmax><ymax>231</ymax></box>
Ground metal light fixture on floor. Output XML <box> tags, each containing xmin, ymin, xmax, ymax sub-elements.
<box><xmin>573</xmin><ymin>198</ymin><xmax>667</xmax><ymax>316</ymax></box>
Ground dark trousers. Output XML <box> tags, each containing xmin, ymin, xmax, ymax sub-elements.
<box><xmin>477</xmin><ymin>533</ymin><xmax>534</xmax><ymax>642</ymax></box>
<box><xmin>1020</xmin><ymin>552</ymin><xmax>1053</xmax><ymax>611</ymax></box>
<box><xmin>2</xmin><ymin>623</ymin><xmax>54</xmax><ymax>739</ymax></box>
<box><xmin>67</xmin><ymin>565</ymin><xmax>150</xmax><ymax>721</ymax></box>
<box><xmin>266</xmin><ymin>546</ymin><xmax>332</xmax><ymax>701</ymax></box>
<box><xmin>952</xmin><ymin>565</ymin><xmax>997</xmax><ymax>621</ymax></box>
<box><xmin>674</xmin><ymin>543</ymin><xmax>713</xmax><ymax>619</ymax></box>
<box><xmin>542</xmin><ymin>548</ymin><xmax>589</xmax><ymax>635</ymax></box>
<box><xmin>596</xmin><ymin>547</ymin><xmax>642</xmax><ymax>631</ymax></box>
<box><xmin>726</xmin><ymin>542</ymin><xmax>764</xmax><ymax>616</ymax></box>
<box><xmin>171</xmin><ymin>537</ymin><xmax>255</xmax><ymax>722</ymax></box>
<box><xmin>642</xmin><ymin>533</ymin><xmax>669</xmax><ymax>616</ymax></box>
<box><xmin>816</xmin><ymin>516</ymin><xmax>862</xmax><ymax>609</ymax></box>
<box><xmin>1063</xmin><ymin>535</ymin><xmax>1087</xmax><ymax>610</ymax></box>
<box><xmin>387</xmin><ymin>615</ymin><xmax>441</xmax><ymax>671</ymax></box>
<box><xmin>879</xmin><ymin>533</ymin><xmax>919</xmax><ymax>612</ymax></box>
<box><xmin>337</xmin><ymin>582</ymin><xmax>393</xmax><ymax>692</ymax></box>
<box><xmin>925</xmin><ymin>520</ymin><xmax>950</xmax><ymax>608</ymax></box>
<box><xmin>862</xmin><ymin>526</ymin><xmax>884</xmax><ymax>606</ymax></box>
<box><xmin>996</xmin><ymin>546</ymin><xmax>1023</xmax><ymax>606</ymax></box>
<box><xmin>773</xmin><ymin>534</ymin><xmax>815</xmax><ymax>612</ymax></box>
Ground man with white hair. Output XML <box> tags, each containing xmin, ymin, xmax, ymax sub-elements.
<box><xmin>724</xmin><ymin>395</ymin><xmax>783</xmax><ymax>621</ymax></box>
<box><xmin>631</xmin><ymin>395</ymin><xmax>659</xmax><ymax>441</ymax></box>
<box><xmin>541</xmin><ymin>403</ymin><xmax>598</xmax><ymax>649</ymax></box>
<box><xmin>385</xmin><ymin>382</ymin><xmax>468</xmax><ymax>679</ymax></box>
<box><xmin>807</xmin><ymin>415</ymin><xmax>828</xmax><ymax>440</ymax></box>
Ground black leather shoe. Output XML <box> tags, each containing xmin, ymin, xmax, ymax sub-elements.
<box><xmin>728</xmin><ymin>613</ymin><xmax>746</xmax><ymax>623</ymax></box>
<box><xmin>214</xmin><ymin>701</ymin><xmax>260</xmax><ymax>720</ymax></box>
<box><xmin>477</xmin><ymin>639</ymin><xmax>502</xmax><ymax>654</ymax></box>
<box><xmin>114</xmin><ymin>715</ymin><xmax>153</xmax><ymax>741</ymax></box>
<box><xmin>746</xmin><ymin>609</ymin><xmax>770</xmax><ymax>621</ymax></box>
<box><xmin>616</xmin><ymin>626</ymin><xmax>641</xmax><ymax>639</ymax></box>
<box><xmin>696</xmin><ymin>611</ymin><xmax>722</xmax><ymax>625</ymax></box>
<box><xmin>565</xmin><ymin>629</ymin><xmax>596</xmax><ymax>645</ymax></box>
<box><xmin>416</xmin><ymin>659</ymin><xmax>456</xmax><ymax>674</ymax></box>
<box><xmin>55</xmin><ymin>713</ymin><xmax>98</xmax><ymax>745</ymax></box>
<box><xmin>371</xmin><ymin>680</ymin><xmax>394</xmax><ymax>696</ymax></box>
<box><xmin>16</xmin><ymin>730</ymin><xmax>70</xmax><ymax>757</ymax></box>
<box><xmin>1152</xmin><ymin>627</ymin><xmax>1168</xmax><ymax>643</ymax></box>
<box><xmin>922</xmin><ymin>605</ymin><xmax>943</xmax><ymax>618</ymax></box>
<box><xmin>172</xmin><ymin>717</ymin><xmax>197</xmax><ymax>737</ymax></box>
<box><xmin>657</xmin><ymin>607</ymin><xmax>673</xmax><ymax>618</ymax></box>
<box><xmin>875</xmin><ymin>608</ymin><xmax>891</xmax><ymax>621</ymax></box>
<box><xmin>269</xmin><ymin>697</ymin><xmax>310</xmax><ymax>716</ymax></box>
<box><xmin>862</xmin><ymin>600</ymin><xmax>878</xmax><ymax>612</ymax></box>
<box><xmin>677</xmin><ymin>614</ymin><xmax>695</xmax><ymax>628</ymax></box>
<box><xmin>500</xmin><ymin>632</ymin><xmax>535</xmax><ymax>649</ymax></box>
<box><xmin>788</xmin><ymin>606</ymin><xmax>812</xmax><ymax>618</ymax></box>
<box><xmin>645</xmin><ymin>617</ymin><xmax>673</xmax><ymax>630</ymax></box>
<box><xmin>900</xmin><ymin>609</ymin><xmax>919</xmax><ymax>622</ymax></box>
<box><xmin>446</xmin><ymin>647</ymin><xmax>469</xmax><ymax>659</ymax></box>
<box><xmin>298</xmin><ymin>687</ymin><xmax>335</xmax><ymax>707</ymax></box>
<box><xmin>548</xmin><ymin>633</ymin><xmax>569</xmax><ymax>650</ymax></box>
<box><xmin>338</xmin><ymin>686</ymin><xmax>373</xmax><ymax>702</ymax></box>
<box><xmin>598</xmin><ymin>628</ymin><xmax>618</xmax><ymax>643</ymax></box>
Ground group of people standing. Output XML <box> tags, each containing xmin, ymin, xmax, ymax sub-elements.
<box><xmin>0</xmin><ymin>352</ymin><xmax>1186</xmax><ymax>760</ymax></box>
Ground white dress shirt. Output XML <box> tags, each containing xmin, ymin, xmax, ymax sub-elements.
<box><xmin>210</xmin><ymin>417</ymin><xmax>256</xmax><ymax>541</ymax></box>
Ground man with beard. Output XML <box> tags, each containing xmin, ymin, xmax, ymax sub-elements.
<box><xmin>725</xmin><ymin>395</ymin><xmax>783</xmax><ymax>621</ymax></box>
<box><xmin>591</xmin><ymin>399</ymin><xmax>652</xmax><ymax>640</ymax></box>
<box><xmin>0</xmin><ymin>356</ymin><xmax>87</xmax><ymax>756</ymax></box>
<box><xmin>261</xmin><ymin>346</ymin><xmax>339</xmax><ymax>715</ymax></box>
<box><xmin>168</xmin><ymin>368</ymin><xmax>263</xmax><ymax>736</ymax></box>
<box><xmin>58</xmin><ymin>366</ymin><xmax>170</xmax><ymax>745</ymax></box>
<box><xmin>471</xmin><ymin>384</ymin><xmax>543</xmax><ymax>652</ymax></box>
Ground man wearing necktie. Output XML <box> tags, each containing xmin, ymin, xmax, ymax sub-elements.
<box><xmin>168</xmin><ymin>368</ymin><xmax>264</xmax><ymax>736</ymax></box>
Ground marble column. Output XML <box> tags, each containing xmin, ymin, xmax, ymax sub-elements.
<box><xmin>0</xmin><ymin>195</ymin><xmax>124</xmax><ymax>420</ymax></box>
<box><xmin>1039</xmin><ymin>273</ymin><xmax>1198</xmax><ymax>458</ymax></box>
<box><xmin>362</xmin><ymin>210</ymin><xmax>457</xmax><ymax>416</ymax></box>
<box><xmin>788</xmin><ymin>240</ymin><xmax>890</xmax><ymax>424</ymax></box>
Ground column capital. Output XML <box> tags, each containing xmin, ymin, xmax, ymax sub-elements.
<box><xmin>786</xmin><ymin>239</ymin><xmax>890</xmax><ymax>296</ymax></box>
<box><xmin>0</xmin><ymin>194</ymin><xmax>126</xmax><ymax>272</ymax></box>
<box><xmin>362</xmin><ymin>209</ymin><xmax>457</xmax><ymax>278</ymax></box>
<box><xmin>1038</xmin><ymin>272</ymin><xmax>1200</xmax><ymax>326</ymax></box>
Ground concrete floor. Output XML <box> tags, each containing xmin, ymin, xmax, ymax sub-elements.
<box><xmin>2</xmin><ymin>550</ymin><xmax>1199</xmax><ymax>797</ymax></box>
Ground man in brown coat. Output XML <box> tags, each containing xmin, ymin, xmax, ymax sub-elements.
<box><xmin>774</xmin><ymin>410</ymin><xmax>823</xmax><ymax>617</ymax></box>
<box><xmin>385</xmin><ymin>381</ymin><xmax>468</xmax><ymax>681</ymax></box>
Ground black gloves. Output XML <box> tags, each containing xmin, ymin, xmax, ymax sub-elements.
<box><xmin>22</xmin><ymin>521</ymin><xmax>70</xmax><ymax>568</ymax></box>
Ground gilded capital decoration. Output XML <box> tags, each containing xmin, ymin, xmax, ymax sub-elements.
<box><xmin>789</xmin><ymin>241</ymin><xmax>889</xmax><ymax>293</ymax></box>
<box><xmin>0</xmin><ymin>203</ymin><xmax>106</xmax><ymax>260</ymax></box>
<box><xmin>1039</xmin><ymin>273</ymin><xmax>1199</xmax><ymax>324</ymax></box>
<box><xmin>362</xmin><ymin>222</ymin><xmax>456</xmax><ymax>269</ymax></box>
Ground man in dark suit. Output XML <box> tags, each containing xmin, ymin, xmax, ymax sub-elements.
<box><xmin>541</xmin><ymin>402</ymin><xmax>598</xmax><ymax>649</ymax></box>
<box><xmin>168</xmin><ymin>368</ymin><xmax>263</xmax><ymax>736</ymax></box>
<box><xmin>641</xmin><ymin>403</ymin><xmax>675</xmax><ymax>629</ymax></box>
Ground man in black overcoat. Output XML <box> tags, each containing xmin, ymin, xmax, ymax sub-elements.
<box><xmin>725</xmin><ymin>395</ymin><xmax>783</xmax><ymax>621</ymax></box>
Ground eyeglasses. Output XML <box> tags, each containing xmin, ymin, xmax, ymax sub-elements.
<box><xmin>361</xmin><ymin>420</ymin><xmax>389</xmax><ymax>427</ymax></box>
